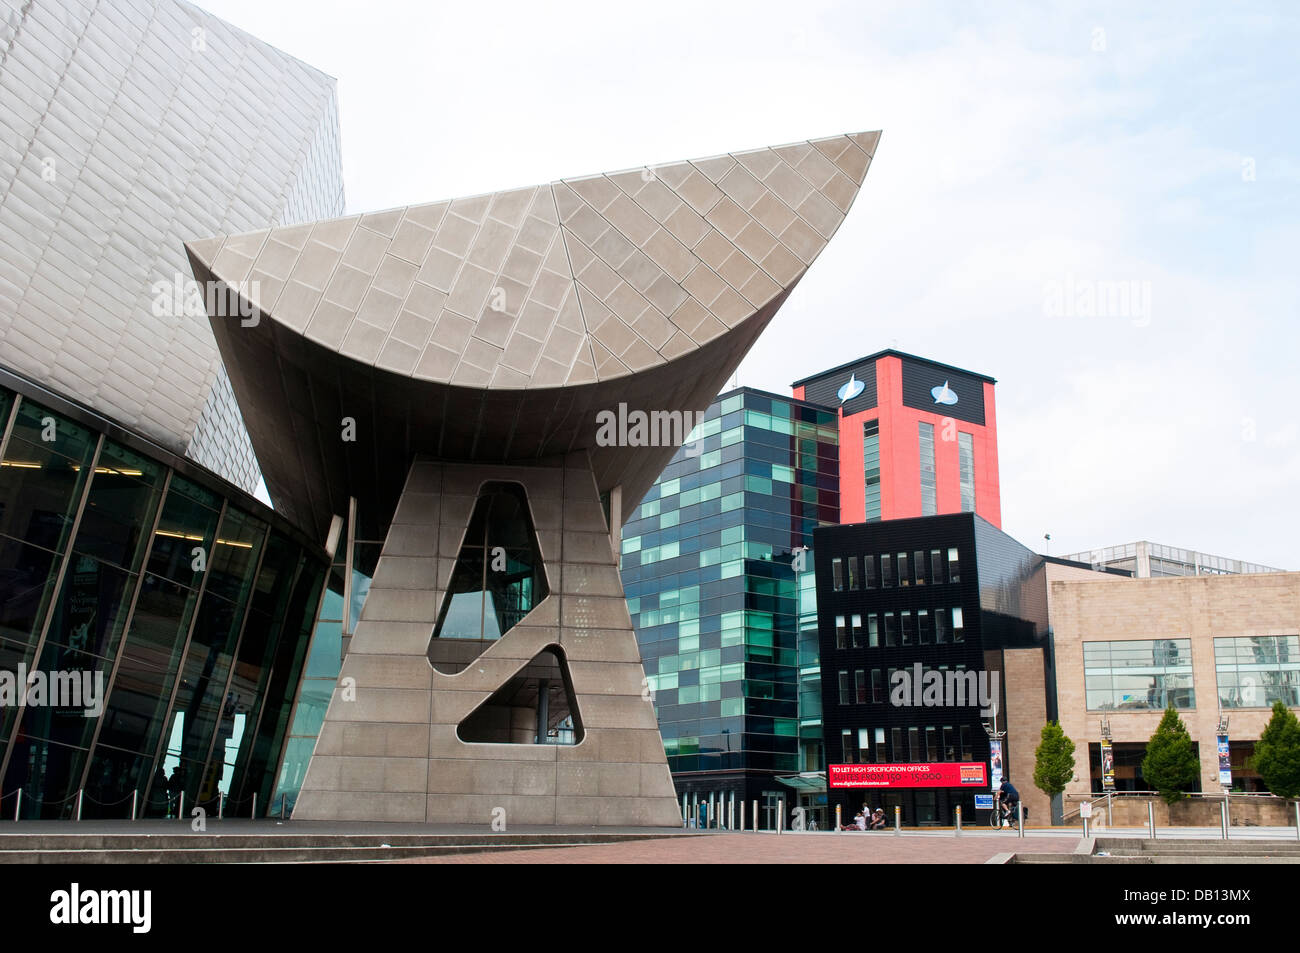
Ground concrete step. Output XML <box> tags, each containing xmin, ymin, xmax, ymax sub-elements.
<box><xmin>1014</xmin><ymin>853</ymin><xmax>1300</xmax><ymax>865</ymax></box>
<box><xmin>0</xmin><ymin>829</ymin><xmax>690</xmax><ymax>863</ymax></box>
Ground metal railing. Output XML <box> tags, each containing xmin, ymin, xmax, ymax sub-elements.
<box><xmin>0</xmin><ymin>787</ymin><xmax>290</xmax><ymax>821</ymax></box>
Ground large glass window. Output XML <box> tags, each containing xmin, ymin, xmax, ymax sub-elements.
<box><xmin>1083</xmin><ymin>639</ymin><xmax>1196</xmax><ymax>710</ymax></box>
<box><xmin>835</xmin><ymin>615</ymin><xmax>847</xmax><ymax>650</ymax></box>
<box><xmin>855</xmin><ymin>669</ymin><xmax>867</xmax><ymax>704</ymax></box>
<box><xmin>863</xmin><ymin>420</ymin><xmax>881</xmax><ymax>521</ymax></box>
<box><xmin>863</xmin><ymin>554</ymin><xmax>877</xmax><ymax>589</ymax></box>
<box><xmin>1215</xmin><ymin>636</ymin><xmax>1299</xmax><ymax>708</ymax></box>
<box><xmin>867</xmin><ymin>614</ymin><xmax>879</xmax><ymax>648</ymax></box>
<box><xmin>850</xmin><ymin>613</ymin><xmax>862</xmax><ymax>649</ymax></box>
<box><xmin>831</xmin><ymin>557</ymin><xmax>845</xmax><ymax>592</ymax></box>
<box><xmin>958</xmin><ymin>432</ymin><xmax>975</xmax><ymax>512</ymax></box>
<box><xmin>948</xmin><ymin>548</ymin><xmax>961</xmax><ymax>583</ymax></box>
<box><xmin>72</xmin><ymin>441</ymin><xmax>163</xmax><ymax>570</ymax></box>
<box><xmin>838</xmin><ymin>670</ymin><xmax>851</xmax><ymax>706</ymax></box>
<box><xmin>881</xmin><ymin>553</ymin><xmax>893</xmax><ymax>588</ymax></box>
<box><xmin>431</xmin><ymin>482</ymin><xmax>548</xmax><ymax>643</ymax></box>
<box><xmin>919</xmin><ymin>422</ymin><xmax>936</xmax><ymax>516</ymax></box>
<box><xmin>0</xmin><ymin>422</ymin><xmax>95</xmax><ymax>553</ymax></box>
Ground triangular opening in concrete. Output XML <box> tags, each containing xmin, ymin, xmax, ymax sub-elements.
<box><xmin>456</xmin><ymin>645</ymin><xmax>584</xmax><ymax>745</ymax></box>
<box><xmin>429</xmin><ymin>481</ymin><xmax>549</xmax><ymax>675</ymax></box>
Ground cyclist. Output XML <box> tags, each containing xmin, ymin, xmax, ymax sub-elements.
<box><xmin>996</xmin><ymin>778</ymin><xmax>1021</xmax><ymax>827</ymax></box>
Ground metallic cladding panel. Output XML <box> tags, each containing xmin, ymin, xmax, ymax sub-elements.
<box><xmin>189</xmin><ymin>133</ymin><xmax>879</xmax><ymax>542</ymax></box>
<box><xmin>899</xmin><ymin>356</ymin><xmax>985</xmax><ymax>426</ymax></box>
<box><xmin>800</xmin><ymin>356</ymin><xmax>878</xmax><ymax>416</ymax></box>
<box><xmin>0</xmin><ymin>0</ymin><xmax>343</xmax><ymax>491</ymax></box>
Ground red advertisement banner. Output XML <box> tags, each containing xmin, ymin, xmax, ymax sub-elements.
<box><xmin>828</xmin><ymin>762</ymin><xmax>988</xmax><ymax>789</ymax></box>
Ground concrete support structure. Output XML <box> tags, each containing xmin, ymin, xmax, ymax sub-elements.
<box><xmin>188</xmin><ymin>133</ymin><xmax>875</xmax><ymax>824</ymax></box>
<box><xmin>296</xmin><ymin>454</ymin><xmax>680</xmax><ymax>824</ymax></box>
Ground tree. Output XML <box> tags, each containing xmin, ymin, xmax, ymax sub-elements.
<box><xmin>1033</xmin><ymin>721</ymin><xmax>1076</xmax><ymax>800</ymax></box>
<box><xmin>1250</xmin><ymin>700</ymin><xmax>1300</xmax><ymax>799</ymax></box>
<box><xmin>1142</xmin><ymin>705</ymin><xmax>1199</xmax><ymax>804</ymax></box>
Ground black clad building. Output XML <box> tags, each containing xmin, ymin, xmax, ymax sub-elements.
<box><xmin>813</xmin><ymin>513</ymin><xmax>1077</xmax><ymax>826</ymax></box>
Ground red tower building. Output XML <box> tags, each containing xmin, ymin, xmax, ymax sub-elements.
<box><xmin>793</xmin><ymin>350</ymin><xmax>1001</xmax><ymax>527</ymax></box>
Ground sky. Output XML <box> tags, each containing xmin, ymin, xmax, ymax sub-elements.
<box><xmin>202</xmin><ymin>0</ymin><xmax>1299</xmax><ymax>570</ymax></box>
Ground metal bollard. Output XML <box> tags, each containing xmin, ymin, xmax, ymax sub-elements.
<box><xmin>835</xmin><ymin>804</ymin><xmax>842</xmax><ymax>832</ymax></box>
<box><xmin>76</xmin><ymin>790</ymin><xmax>83</xmax><ymax>821</ymax></box>
<box><xmin>1017</xmin><ymin>802</ymin><xmax>1024</xmax><ymax>838</ymax></box>
<box><xmin>893</xmin><ymin>805</ymin><xmax>901</xmax><ymax>835</ymax></box>
<box><xmin>251</xmin><ymin>793</ymin><xmax>257</xmax><ymax>820</ymax></box>
<box><xmin>131</xmin><ymin>790</ymin><xmax>137</xmax><ymax>822</ymax></box>
<box><xmin>1223</xmin><ymin>797</ymin><xmax>1230</xmax><ymax>837</ymax></box>
<box><xmin>280</xmin><ymin>794</ymin><xmax>287</xmax><ymax>820</ymax></box>
<box><xmin>14</xmin><ymin>788</ymin><xmax>20</xmax><ymax>822</ymax></box>
<box><xmin>954</xmin><ymin>805</ymin><xmax>961</xmax><ymax>836</ymax></box>
<box><xmin>1221</xmin><ymin>799</ymin><xmax>1228</xmax><ymax>840</ymax></box>
<box><xmin>739</xmin><ymin>800</ymin><xmax>745</xmax><ymax>832</ymax></box>
<box><xmin>1147</xmin><ymin>801</ymin><xmax>1156</xmax><ymax>839</ymax></box>
<box><xmin>777</xmin><ymin>800</ymin><xmax>784</xmax><ymax>835</ymax></box>
<box><xmin>1082</xmin><ymin>813</ymin><xmax>1089</xmax><ymax>839</ymax></box>
<box><xmin>219</xmin><ymin>791</ymin><xmax>224</xmax><ymax>821</ymax></box>
<box><xmin>179</xmin><ymin>792</ymin><xmax>185</xmax><ymax>821</ymax></box>
<box><xmin>752</xmin><ymin>800</ymin><xmax>758</xmax><ymax>832</ymax></box>
<box><xmin>682</xmin><ymin>793</ymin><xmax>688</xmax><ymax>825</ymax></box>
<box><xmin>728</xmin><ymin>794</ymin><xmax>734</xmax><ymax>831</ymax></box>
<box><xmin>1295</xmin><ymin>801</ymin><xmax>1299</xmax><ymax>842</ymax></box>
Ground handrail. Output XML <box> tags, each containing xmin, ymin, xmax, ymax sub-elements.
<box><xmin>1062</xmin><ymin>791</ymin><xmax>1114</xmax><ymax>822</ymax></box>
<box><xmin>1062</xmin><ymin>789</ymin><xmax>1288</xmax><ymax>821</ymax></box>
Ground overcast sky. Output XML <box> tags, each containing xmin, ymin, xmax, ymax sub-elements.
<box><xmin>202</xmin><ymin>0</ymin><xmax>1299</xmax><ymax>570</ymax></box>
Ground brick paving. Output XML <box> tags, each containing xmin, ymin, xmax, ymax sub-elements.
<box><xmin>402</xmin><ymin>831</ymin><xmax>1082</xmax><ymax>864</ymax></box>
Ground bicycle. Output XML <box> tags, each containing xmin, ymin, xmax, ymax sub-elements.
<box><xmin>989</xmin><ymin>796</ymin><xmax>1026</xmax><ymax>828</ymax></box>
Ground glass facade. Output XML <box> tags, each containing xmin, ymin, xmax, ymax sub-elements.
<box><xmin>621</xmin><ymin>388</ymin><xmax>838</xmax><ymax>808</ymax></box>
<box><xmin>918</xmin><ymin>422</ymin><xmax>937</xmax><ymax>516</ymax></box>
<box><xmin>1083</xmin><ymin>638</ymin><xmax>1196</xmax><ymax>710</ymax></box>
<box><xmin>0</xmin><ymin>379</ymin><xmax>328</xmax><ymax>818</ymax></box>
<box><xmin>1215</xmin><ymin>635</ymin><xmax>1300</xmax><ymax>708</ymax></box>
<box><xmin>958</xmin><ymin>432</ymin><xmax>975</xmax><ymax>513</ymax></box>
<box><xmin>862</xmin><ymin>420</ymin><xmax>881</xmax><ymax>521</ymax></box>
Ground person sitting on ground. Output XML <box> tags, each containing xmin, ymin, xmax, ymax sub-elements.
<box><xmin>870</xmin><ymin>808</ymin><xmax>887</xmax><ymax>829</ymax></box>
<box><xmin>841</xmin><ymin>810</ymin><xmax>867</xmax><ymax>831</ymax></box>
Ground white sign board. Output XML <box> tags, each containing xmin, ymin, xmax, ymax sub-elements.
<box><xmin>1080</xmin><ymin>802</ymin><xmax>1092</xmax><ymax>818</ymax></box>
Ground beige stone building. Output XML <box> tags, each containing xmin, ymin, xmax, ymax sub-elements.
<box><xmin>1046</xmin><ymin>572</ymin><xmax>1300</xmax><ymax>801</ymax></box>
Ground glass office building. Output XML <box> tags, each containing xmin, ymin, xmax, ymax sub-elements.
<box><xmin>620</xmin><ymin>388</ymin><xmax>838</xmax><ymax>823</ymax></box>
<box><xmin>0</xmin><ymin>0</ymin><xmax>347</xmax><ymax>819</ymax></box>
<box><xmin>0</xmin><ymin>372</ymin><xmax>329</xmax><ymax>818</ymax></box>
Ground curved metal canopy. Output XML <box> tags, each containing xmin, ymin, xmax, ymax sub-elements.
<box><xmin>186</xmin><ymin>132</ymin><xmax>879</xmax><ymax>541</ymax></box>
